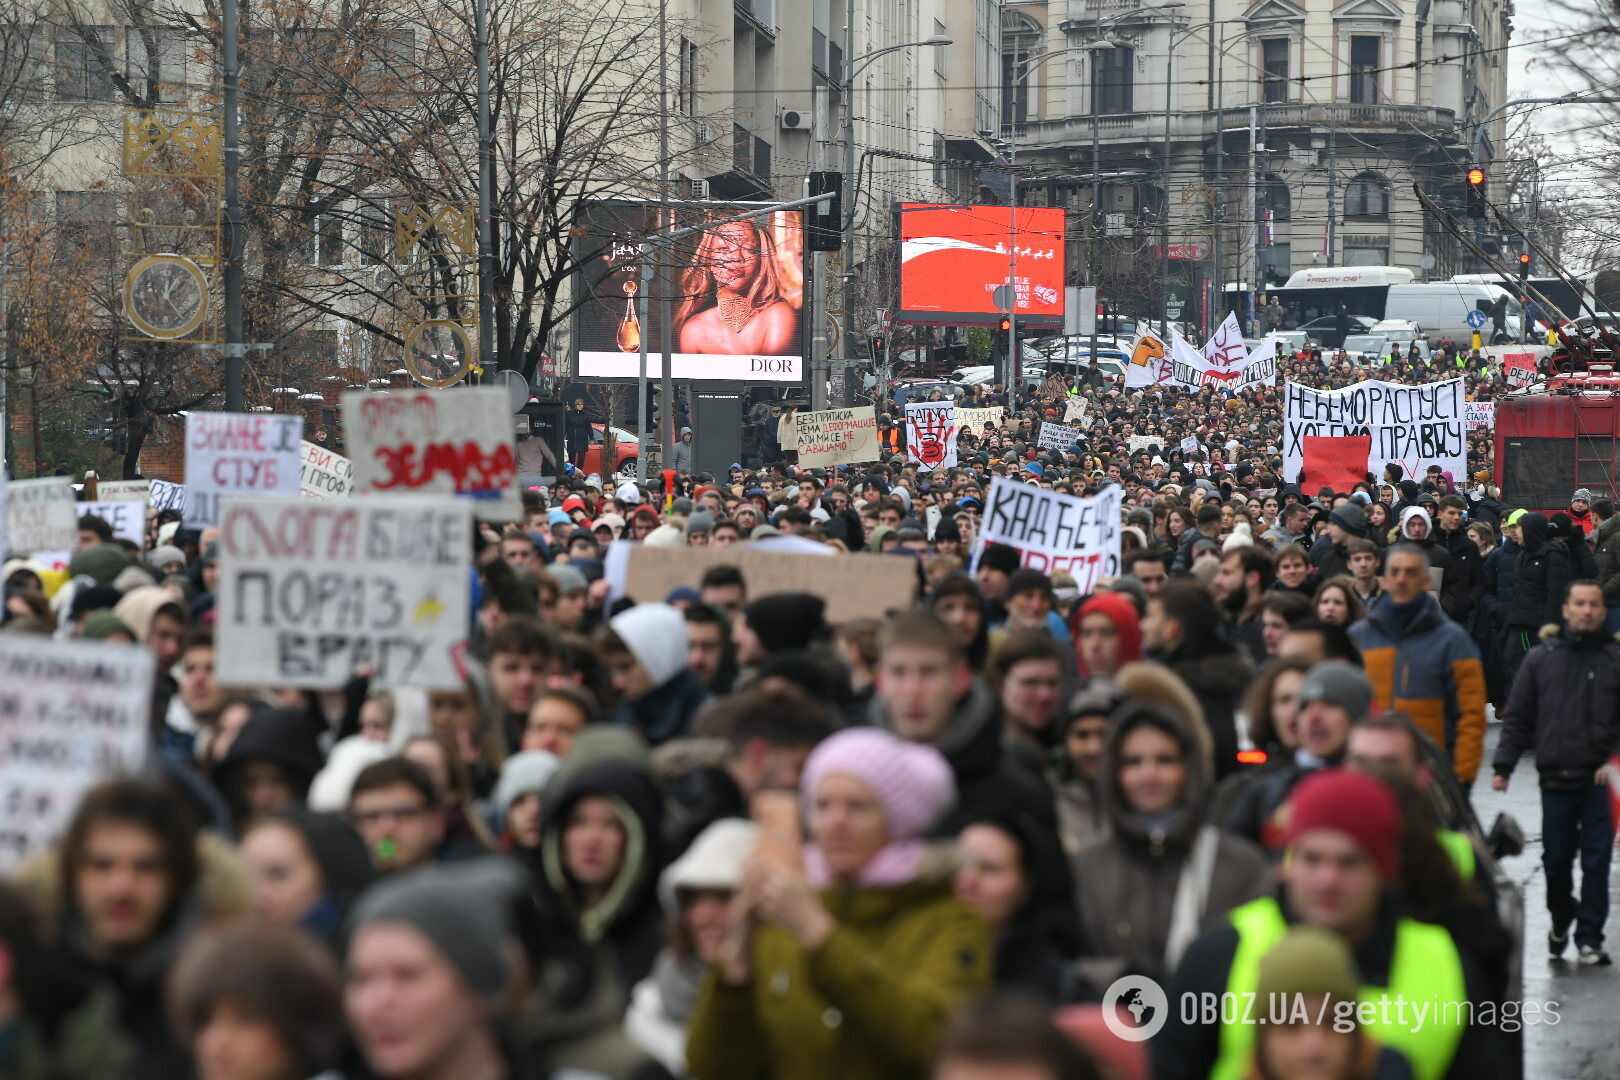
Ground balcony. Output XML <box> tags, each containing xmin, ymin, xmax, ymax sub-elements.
<box><xmin>1256</xmin><ymin>102</ymin><xmax>1457</xmax><ymax>133</ymax></box>
<box><xmin>1018</xmin><ymin>102</ymin><xmax>1459</xmax><ymax>155</ymax></box>
<box><xmin>732</xmin><ymin>123</ymin><xmax>771</xmax><ymax>181</ymax></box>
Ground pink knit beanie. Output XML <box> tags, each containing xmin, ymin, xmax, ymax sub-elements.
<box><xmin>800</xmin><ymin>727</ymin><xmax>956</xmax><ymax>888</ymax></box>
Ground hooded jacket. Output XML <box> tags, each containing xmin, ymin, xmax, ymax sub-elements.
<box><xmin>1071</xmin><ymin>688</ymin><xmax>1268</xmax><ymax>989</ymax></box>
<box><xmin>685</xmin><ymin>848</ymin><xmax>990</xmax><ymax>1080</ymax></box>
<box><xmin>1349</xmin><ymin>592</ymin><xmax>1487</xmax><ymax>783</ymax></box>
<box><xmin>1157</xmin><ymin>635</ymin><xmax>1254</xmax><ymax>781</ymax></box>
<box><xmin>1493</xmin><ymin>623</ymin><xmax>1620</xmax><ymax>791</ymax></box>
<box><xmin>1396</xmin><ymin>508</ymin><xmax>1452</xmax><ymax>575</ymax></box>
<box><xmin>1596</xmin><ymin>513</ymin><xmax>1620</xmax><ymax>607</ymax></box>
<box><xmin>211</xmin><ymin>707</ymin><xmax>325</xmax><ymax>825</ymax></box>
<box><xmin>1506</xmin><ymin>513</ymin><xmax>1572</xmax><ymax>630</ymax></box>
<box><xmin>1436</xmin><ymin>517</ymin><xmax>1485</xmax><ymax>623</ymax></box>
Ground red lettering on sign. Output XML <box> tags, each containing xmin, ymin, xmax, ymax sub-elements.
<box><xmin>373</xmin><ymin>441</ymin><xmax>516</xmax><ymax>495</ymax></box>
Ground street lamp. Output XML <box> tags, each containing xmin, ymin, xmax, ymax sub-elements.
<box><xmin>838</xmin><ymin>32</ymin><xmax>951</xmax><ymax>410</ymax></box>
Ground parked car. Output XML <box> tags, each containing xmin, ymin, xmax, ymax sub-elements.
<box><xmin>1295</xmin><ymin>314</ymin><xmax>1377</xmax><ymax>348</ymax></box>
<box><xmin>886</xmin><ymin>379</ymin><xmax>970</xmax><ymax>408</ymax></box>
<box><xmin>582</xmin><ymin>424</ymin><xmax>639</xmax><ymax>477</ymax></box>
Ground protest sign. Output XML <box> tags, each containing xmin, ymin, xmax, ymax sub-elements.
<box><xmin>97</xmin><ymin>479</ymin><xmax>150</xmax><ymax>503</ymax></box>
<box><xmin>904</xmin><ymin>401</ymin><xmax>958</xmax><ymax>471</ymax></box>
<box><xmin>958</xmin><ymin>406</ymin><xmax>1007</xmax><ymax>432</ymax></box>
<box><xmin>623</xmin><ymin>544</ymin><xmax>914</xmax><ymax>623</ymax></box>
<box><xmin>0</xmin><ymin>637</ymin><xmax>155</xmax><ymax>870</ymax></box>
<box><xmin>1128</xmin><ymin>435</ymin><xmax>1161</xmax><ymax>453</ymax></box>
<box><xmin>793</xmin><ymin>407</ymin><xmax>879</xmax><ymax>469</ymax></box>
<box><xmin>299</xmin><ymin>440</ymin><xmax>355</xmax><ymax>498</ymax></box>
<box><xmin>1124</xmin><ymin>331</ymin><xmax>1170</xmax><ymax>388</ymax></box>
<box><xmin>1503</xmin><ymin>352</ymin><xmax>1538</xmax><ymax>388</ymax></box>
<box><xmin>215</xmin><ymin>497</ymin><xmax>472</xmax><ymax>690</ymax></box>
<box><xmin>80</xmin><ymin>501</ymin><xmax>145</xmax><ymax>545</ymax></box>
<box><xmin>342</xmin><ymin>388</ymin><xmax>519</xmax><ymax>520</ymax></box>
<box><xmin>1283</xmin><ymin>378</ymin><xmax>1465</xmax><ymax>489</ymax></box>
<box><xmin>1181</xmin><ymin>436</ymin><xmax>1200</xmax><ymax>455</ymax></box>
<box><xmin>1465</xmin><ymin>401</ymin><xmax>1496</xmax><ymax>430</ymax></box>
<box><xmin>1201</xmin><ymin>312</ymin><xmax>1248</xmax><ymax>370</ymax></box>
<box><xmin>184</xmin><ymin>412</ymin><xmax>302</xmax><ymax>527</ymax></box>
<box><xmin>974</xmin><ymin>476</ymin><xmax>1122</xmax><ymax>592</ymax></box>
<box><xmin>1037</xmin><ymin>422</ymin><xmax>1083</xmax><ymax>452</ymax></box>
<box><xmin>1169</xmin><ymin>333</ymin><xmax>1275</xmax><ymax>391</ymax></box>
<box><xmin>1063</xmin><ymin>397</ymin><xmax>1089</xmax><ymax>425</ymax></box>
<box><xmin>5</xmin><ymin>477</ymin><xmax>78</xmax><ymax>556</ymax></box>
<box><xmin>151</xmin><ymin>479</ymin><xmax>187</xmax><ymax>513</ymax></box>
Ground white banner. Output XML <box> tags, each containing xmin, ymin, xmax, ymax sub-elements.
<box><xmin>184</xmin><ymin>412</ymin><xmax>303</xmax><ymax>527</ymax></box>
<box><xmin>1201</xmin><ymin>312</ymin><xmax>1248</xmax><ymax>368</ymax></box>
<box><xmin>973</xmin><ymin>476</ymin><xmax>1122</xmax><ymax>592</ymax></box>
<box><xmin>794</xmin><ymin>407</ymin><xmax>879</xmax><ymax>469</ymax></box>
<box><xmin>80</xmin><ymin>501</ymin><xmax>145</xmax><ymax>545</ymax></box>
<box><xmin>1037</xmin><ymin>422</ymin><xmax>1083</xmax><ymax>452</ymax></box>
<box><xmin>342</xmin><ymin>388</ymin><xmax>519</xmax><ymax>520</ymax></box>
<box><xmin>1464</xmin><ymin>401</ymin><xmax>1496</xmax><ymax>430</ymax></box>
<box><xmin>5</xmin><ymin>477</ymin><xmax>78</xmax><ymax>556</ymax></box>
<box><xmin>904</xmin><ymin>401</ymin><xmax>958</xmax><ymax>471</ymax></box>
<box><xmin>299</xmin><ymin>441</ymin><xmax>355</xmax><ymax>498</ymax></box>
<box><xmin>96</xmin><ymin>479</ymin><xmax>150</xmax><ymax>503</ymax></box>
<box><xmin>1283</xmin><ymin>378</ymin><xmax>1466</xmax><ymax>487</ymax></box>
<box><xmin>0</xmin><ymin>637</ymin><xmax>154</xmax><ymax>871</ymax></box>
<box><xmin>1128</xmin><ymin>435</ymin><xmax>1162</xmax><ymax>453</ymax></box>
<box><xmin>216</xmin><ymin>497</ymin><xmax>472</xmax><ymax>690</ymax></box>
<box><xmin>1063</xmin><ymin>397</ymin><xmax>1089</xmax><ymax>425</ymax></box>
<box><xmin>958</xmin><ymin>406</ymin><xmax>1007</xmax><ymax>432</ymax></box>
<box><xmin>1168</xmin><ymin>334</ymin><xmax>1276</xmax><ymax>392</ymax></box>
<box><xmin>1124</xmin><ymin>331</ymin><xmax>1171</xmax><ymax>389</ymax></box>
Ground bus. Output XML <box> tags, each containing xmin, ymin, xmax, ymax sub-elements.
<box><xmin>1257</xmin><ymin>266</ymin><xmax>1415</xmax><ymax>333</ymax></box>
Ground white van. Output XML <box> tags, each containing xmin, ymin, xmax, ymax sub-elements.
<box><xmin>1384</xmin><ymin>282</ymin><xmax>1522</xmax><ymax>346</ymax></box>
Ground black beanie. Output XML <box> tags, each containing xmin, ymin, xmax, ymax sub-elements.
<box><xmin>980</xmin><ymin>543</ymin><xmax>1022</xmax><ymax>576</ymax></box>
<box><xmin>743</xmin><ymin>593</ymin><xmax>828</xmax><ymax>654</ymax></box>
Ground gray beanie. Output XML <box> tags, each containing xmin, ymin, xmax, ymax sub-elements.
<box><xmin>1573</xmin><ymin>488</ymin><xmax>1593</xmax><ymax>503</ymax></box>
<box><xmin>149</xmin><ymin>545</ymin><xmax>187</xmax><ymax>572</ymax></box>
<box><xmin>1328</xmin><ymin>500</ymin><xmax>1367</xmax><ymax>537</ymax></box>
<box><xmin>1296</xmin><ymin>660</ymin><xmax>1373</xmax><ymax>722</ymax></box>
<box><xmin>550</xmin><ymin>563</ymin><xmax>588</xmax><ymax>595</ymax></box>
<box><xmin>687</xmin><ymin>509</ymin><xmax>716</xmax><ymax>536</ymax></box>
<box><xmin>492</xmin><ymin>750</ymin><xmax>562</xmax><ymax>814</ymax></box>
<box><xmin>350</xmin><ymin>859</ymin><xmax>525</xmax><ymax>998</ymax></box>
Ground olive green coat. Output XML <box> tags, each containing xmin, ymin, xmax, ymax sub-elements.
<box><xmin>685</xmin><ymin>868</ymin><xmax>989</xmax><ymax>1080</ymax></box>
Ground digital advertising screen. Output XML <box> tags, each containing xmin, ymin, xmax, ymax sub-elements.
<box><xmin>573</xmin><ymin>200</ymin><xmax>806</xmax><ymax>383</ymax></box>
<box><xmin>896</xmin><ymin>203</ymin><xmax>1067</xmax><ymax>328</ymax></box>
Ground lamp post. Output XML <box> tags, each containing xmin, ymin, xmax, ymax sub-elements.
<box><xmin>838</xmin><ymin>27</ymin><xmax>951</xmax><ymax>412</ymax></box>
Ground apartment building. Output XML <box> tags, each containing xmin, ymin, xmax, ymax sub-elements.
<box><xmin>1001</xmin><ymin>0</ymin><xmax>1512</xmax><ymax>328</ymax></box>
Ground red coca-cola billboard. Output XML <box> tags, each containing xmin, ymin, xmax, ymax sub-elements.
<box><xmin>896</xmin><ymin>203</ymin><xmax>1066</xmax><ymax>328</ymax></box>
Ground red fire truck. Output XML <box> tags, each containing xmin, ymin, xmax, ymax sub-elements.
<box><xmin>1496</xmin><ymin>363</ymin><xmax>1620</xmax><ymax>514</ymax></box>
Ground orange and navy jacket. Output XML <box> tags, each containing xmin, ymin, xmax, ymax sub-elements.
<box><xmin>1349</xmin><ymin>592</ymin><xmax>1487</xmax><ymax>783</ymax></box>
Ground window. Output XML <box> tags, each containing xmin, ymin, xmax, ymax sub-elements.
<box><xmin>55</xmin><ymin>192</ymin><xmax>121</xmax><ymax>264</ymax></box>
<box><xmin>5</xmin><ymin>26</ymin><xmax>51</xmax><ymax>100</ymax></box>
<box><xmin>678</xmin><ymin>37</ymin><xmax>698</xmax><ymax>115</ymax></box>
<box><xmin>1259</xmin><ymin>244</ymin><xmax>1291</xmax><ymax>287</ymax></box>
<box><xmin>1349</xmin><ymin>35</ymin><xmax>1379</xmax><ymax>104</ymax></box>
<box><xmin>303</xmin><ymin>212</ymin><xmax>344</xmax><ymax>266</ymax></box>
<box><xmin>125</xmin><ymin>25</ymin><xmax>186</xmax><ymax>103</ymax></box>
<box><xmin>933</xmin><ymin>19</ymin><xmax>947</xmax><ymax>78</ymax></box>
<box><xmin>360</xmin><ymin>27</ymin><xmax>413</xmax><ymax>93</ymax></box>
<box><xmin>1258</xmin><ymin>174</ymin><xmax>1290</xmax><ymax>222</ymax></box>
<box><xmin>934</xmin><ymin>135</ymin><xmax>947</xmax><ymax>187</ymax></box>
<box><xmin>1345</xmin><ymin>172</ymin><xmax>1389</xmax><ymax>219</ymax></box>
<box><xmin>1344</xmin><ymin>245</ymin><xmax>1388</xmax><ymax>266</ymax></box>
<box><xmin>356</xmin><ymin>205</ymin><xmax>390</xmax><ymax>266</ymax></box>
<box><xmin>1091</xmin><ymin>46</ymin><xmax>1133</xmax><ymax>114</ymax></box>
<box><xmin>56</xmin><ymin>25</ymin><xmax>118</xmax><ymax>101</ymax></box>
<box><xmin>1261</xmin><ymin>38</ymin><xmax>1288</xmax><ymax>104</ymax></box>
<box><xmin>1002</xmin><ymin>50</ymin><xmax>1030</xmax><ymax>124</ymax></box>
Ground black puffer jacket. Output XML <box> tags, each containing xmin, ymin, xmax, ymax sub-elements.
<box><xmin>1161</xmin><ymin>638</ymin><xmax>1254</xmax><ymax>780</ymax></box>
<box><xmin>1438</xmin><ymin>523</ymin><xmax>1485</xmax><ymax>624</ymax></box>
<box><xmin>1493</xmin><ymin>624</ymin><xmax>1620</xmax><ymax>791</ymax></box>
<box><xmin>1506</xmin><ymin>513</ymin><xmax>1572</xmax><ymax>630</ymax></box>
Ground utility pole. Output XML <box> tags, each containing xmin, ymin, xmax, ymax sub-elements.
<box><xmin>841</xmin><ymin>0</ymin><xmax>856</xmax><ymax>410</ymax></box>
<box><xmin>221</xmin><ymin>0</ymin><xmax>244</xmax><ymax>411</ymax></box>
<box><xmin>658</xmin><ymin>0</ymin><xmax>675</xmax><ymax>468</ymax></box>
<box><xmin>1245</xmin><ymin>104</ymin><xmax>1257</xmax><ymax>334</ymax></box>
<box><xmin>475</xmin><ymin>0</ymin><xmax>495</xmax><ymax>372</ymax></box>
<box><xmin>1325</xmin><ymin>116</ymin><xmax>1337</xmax><ymax>265</ymax></box>
<box><xmin>1088</xmin><ymin>65</ymin><xmax>1101</xmax><ymax>377</ymax></box>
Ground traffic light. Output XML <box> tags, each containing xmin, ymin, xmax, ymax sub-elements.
<box><xmin>1518</xmin><ymin>252</ymin><xmax>1532</xmax><ymax>273</ymax></box>
<box><xmin>807</xmin><ymin>171</ymin><xmax>843</xmax><ymax>252</ymax></box>
<box><xmin>1466</xmin><ymin>167</ymin><xmax>1486</xmax><ymax>219</ymax></box>
<box><xmin>998</xmin><ymin>316</ymin><xmax>1012</xmax><ymax>333</ymax></box>
<box><xmin>869</xmin><ymin>334</ymin><xmax>885</xmax><ymax>363</ymax></box>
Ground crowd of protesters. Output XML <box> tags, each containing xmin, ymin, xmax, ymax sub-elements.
<box><xmin>0</xmin><ymin>342</ymin><xmax>1613</xmax><ymax>1080</ymax></box>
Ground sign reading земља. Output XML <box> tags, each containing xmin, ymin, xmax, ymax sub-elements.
<box><xmin>342</xmin><ymin>388</ymin><xmax>518</xmax><ymax>520</ymax></box>
<box><xmin>215</xmin><ymin>497</ymin><xmax>472</xmax><ymax>690</ymax></box>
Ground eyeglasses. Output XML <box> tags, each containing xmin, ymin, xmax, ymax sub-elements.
<box><xmin>351</xmin><ymin>805</ymin><xmax>428</xmax><ymax>827</ymax></box>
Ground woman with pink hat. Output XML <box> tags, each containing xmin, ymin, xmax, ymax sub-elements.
<box><xmin>685</xmin><ymin>727</ymin><xmax>989</xmax><ymax>1080</ymax></box>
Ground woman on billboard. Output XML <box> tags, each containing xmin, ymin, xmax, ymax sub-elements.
<box><xmin>673</xmin><ymin>217</ymin><xmax>801</xmax><ymax>355</ymax></box>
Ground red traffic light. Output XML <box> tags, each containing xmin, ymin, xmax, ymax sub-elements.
<box><xmin>1518</xmin><ymin>253</ymin><xmax>1531</xmax><ymax>265</ymax></box>
<box><xmin>1466</xmin><ymin>167</ymin><xmax>1486</xmax><ymax>186</ymax></box>
<box><xmin>998</xmin><ymin>317</ymin><xmax>1012</xmax><ymax>332</ymax></box>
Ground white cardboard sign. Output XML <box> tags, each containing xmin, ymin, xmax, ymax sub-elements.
<box><xmin>341</xmin><ymin>388</ymin><xmax>519</xmax><ymax>520</ymax></box>
<box><xmin>184</xmin><ymin>412</ymin><xmax>303</xmax><ymax>527</ymax></box>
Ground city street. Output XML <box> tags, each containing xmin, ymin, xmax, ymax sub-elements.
<box><xmin>1476</xmin><ymin>719</ymin><xmax>1620</xmax><ymax>1080</ymax></box>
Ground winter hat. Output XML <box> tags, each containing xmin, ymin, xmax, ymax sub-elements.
<box><xmin>561</xmin><ymin>495</ymin><xmax>589</xmax><ymax>515</ymax></box>
<box><xmin>69</xmin><ymin>584</ymin><xmax>125</xmax><ymax>622</ymax></box>
<box><xmin>657</xmin><ymin>818</ymin><xmax>761</xmax><ymax>916</ymax></box>
<box><xmin>491</xmin><ymin>750</ymin><xmax>562</xmax><ymax>814</ymax></box>
<box><xmin>979</xmin><ymin>543</ymin><xmax>1022</xmax><ymax>576</ymax></box>
<box><xmin>1573</xmin><ymin>488</ymin><xmax>1593</xmax><ymax>503</ymax></box>
<box><xmin>616</xmin><ymin>481</ymin><xmax>644</xmax><ymax>505</ymax></box>
<box><xmin>643</xmin><ymin>523</ymin><xmax>686</xmax><ymax>548</ymax></box>
<box><xmin>68</xmin><ymin>543</ymin><xmax>130</xmax><ymax>584</ymax></box>
<box><xmin>1295</xmin><ymin>660</ymin><xmax>1373</xmax><ymax>721</ymax></box>
<box><xmin>1328</xmin><ymin>500</ymin><xmax>1367</xmax><ymax>537</ymax></box>
<box><xmin>801</xmin><ymin>727</ymin><xmax>955</xmax><ymax>888</ymax></box>
<box><xmin>78</xmin><ymin>610</ymin><xmax>136</xmax><ymax>640</ymax></box>
<box><xmin>157</xmin><ymin>520</ymin><xmax>181</xmax><ymax>546</ymax></box>
<box><xmin>687</xmin><ymin>510</ymin><xmax>716</xmax><ymax>536</ymax></box>
<box><xmin>1254</xmin><ymin>926</ymin><xmax>1361</xmax><ymax>1003</ymax></box>
<box><xmin>350</xmin><ymin>859</ymin><xmax>527</xmax><ymax>998</ymax></box>
<box><xmin>1504</xmin><ymin>508</ymin><xmax>1527</xmax><ymax>528</ymax></box>
<box><xmin>609</xmin><ymin>603</ymin><xmax>690</xmax><ymax>687</ymax></box>
<box><xmin>307</xmin><ymin>735</ymin><xmax>393</xmax><ymax>813</ymax></box>
<box><xmin>548</xmin><ymin>509</ymin><xmax>572</xmax><ymax>527</ymax></box>
<box><xmin>742</xmin><ymin>593</ymin><xmax>827</xmax><ymax>654</ymax></box>
<box><xmin>149</xmin><ymin>545</ymin><xmax>187</xmax><ymax>573</ymax></box>
<box><xmin>1221</xmin><ymin>522</ymin><xmax>1254</xmax><ymax>552</ymax></box>
<box><xmin>1006</xmin><ymin>568</ymin><xmax>1054</xmax><ymax>599</ymax></box>
<box><xmin>549</xmin><ymin>563</ymin><xmax>588</xmax><ymax>595</ymax></box>
<box><xmin>1284</xmin><ymin>768</ymin><xmax>1402</xmax><ymax>881</ymax></box>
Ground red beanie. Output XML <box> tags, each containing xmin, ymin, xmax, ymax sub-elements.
<box><xmin>1070</xmin><ymin>591</ymin><xmax>1144</xmax><ymax>677</ymax></box>
<box><xmin>1284</xmin><ymin>769</ymin><xmax>1402</xmax><ymax>881</ymax></box>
